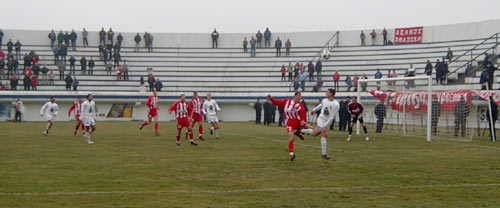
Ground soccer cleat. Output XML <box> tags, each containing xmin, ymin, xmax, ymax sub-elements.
<box><xmin>365</xmin><ymin>135</ymin><xmax>370</xmax><ymax>141</ymax></box>
<box><xmin>190</xmin><ymin>141</ymin><xmax>198</xmax><ymax>146</ymax></box>
<box><xmin>347</xmin><ymin>135</ymin><xmax>351</xmax><ymax>142</ymax></box>
<box><xmin>74</xmin><ymin>130</ymin><xmax>77</xmax><ymax>136</ymax></box>
<box><xmin>43</xmin><ymin>130</ymin><xmax>48</xmax><ymax>136</ymax></box>
<box><xmin>139</xmin><ymin>126</ymin><xmax>143</xmax><ymax>131</ymax></box>
<box><xmin>199</xmin><ymin>136</ymin><xmax>205</xmax><ymax>141</ymax></box>
<box><xmin>210</xmin><ymin>127</ymin><xmax>214</xmax><ymax>135</ymax></box>
<box><xmin>155</xmin><ymin>132</ymin><xmax>160</xmax><ymax>136</ymax></box>
<box><xmin>322</xmin><ymin>155</ymin><xmax>331</xmax><ymax>160</ymax></box>
<box><xmin>294</xmin><ymin>130</ymin><xmax>305</xmax><ymax>140</ymax></box>
<box><xmin>289</xmin><ymin>153</ymin><xmax>296</xmax><ymax>161</ymax></box>
<box><xmin>176</xmin><ymin>142</ymin><xmax>180</xmax><ymax>146</ymax></box>
<box><xmin>87</xmin><ymin>141</ymin><xmax>94</xmax><ymax>144</ymax></box>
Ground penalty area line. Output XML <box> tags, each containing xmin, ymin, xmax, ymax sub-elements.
<box><xmin>3</xmin><ymin>183</ymin><xmax>500</xmax><ymax>196</ymax></box>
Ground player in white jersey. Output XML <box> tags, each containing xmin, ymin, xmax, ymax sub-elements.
<box><xmin>202</xmin><ymin>93</ymin><xmax>222</xmax><ymax>139</ymax></box>
<box><xmin>301</xmin><ymin>89</ymin><xmax>339</xmax><ymax>160</ymax></box>
<box><xmin>81</xmin><ymin>94</ymin><xmax>96</xmax><ymax>144</ymax></box>
<box><xmin>40</xmin><ymin>96</ymin><xmax>58</xmax><ymax>136</ymax></box>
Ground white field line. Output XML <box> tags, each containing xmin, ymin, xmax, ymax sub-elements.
<box><xmin>3</xmin><ymin>183</ymin><xmax>500</xmax><ymax>196</ymax></box>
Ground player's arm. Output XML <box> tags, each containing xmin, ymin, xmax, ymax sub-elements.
<box><xmin>215</xmin><ymin>101</ymin><xmax>221</xmax><ymax>112</ymax></box>
<box><xmin>299</xmin><ymin>103</ymin><xmax>307</xmax><ymax>125</ymax></box>
<box><xmin>54</xmin><ymin>104</ymin><xmax>59</xmax><ymax>116</ymax></box>
<box><xmin>168</xmin><ymin>102</ymin><xmax>177</xmax><ymax>114</ymax></box>
<box><xmin>325</xmin><ymin>103</ymin><xmax>339</xmax><ymax>125</ymax></box>
<box><xmin>68</xmin><ymin>103</ymin><xmax>75</xmax><ymax>117</ymax></box>
<box><xmin>311</xmin><ymin>103</ymin><xmax>322</xmax><ymax>114</ymax></box>
<box><xmin>268</xmin><ymin>95</ymin><xmax>286</xmax><ymax>108</ymax></box>
<box><xmin>202</xmin><ymin>101</ymin><xmax>208</xmax><ymax>115</ymax></box>
<box><xmin>40</xmin><ymin>103</ymin><xmax>47</xmax><ymax>116</ymax></box>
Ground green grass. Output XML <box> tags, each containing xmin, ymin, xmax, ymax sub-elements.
<box><xmin>0</xmin><ymin>121</ymin><xmax>499</xmax><ymax>207</ymax></box>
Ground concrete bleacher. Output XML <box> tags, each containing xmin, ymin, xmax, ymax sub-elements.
<box><xmin>1</xmin><ymin>38</ymin><xmax>494</xmax><ymax>93</ymax></box>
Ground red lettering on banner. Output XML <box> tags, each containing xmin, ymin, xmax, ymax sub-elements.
<box><xmin>394</xmin><ymin>26</ymin><xmax>424</xmax><ymax>44</ymax></box>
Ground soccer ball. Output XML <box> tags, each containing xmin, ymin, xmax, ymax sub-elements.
<box><xmin>321</xmin><ymin>49</ymin><xmax>331</xmax><ymax>60</ymax></box>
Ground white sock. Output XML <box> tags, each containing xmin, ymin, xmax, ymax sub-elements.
<box><xmin>301</xmin><ymin>129</ymin><xmax>313</xmax><ymax>135</ymax></box>
<box><xmin>45</xmin><ymin>123</ymin><xmax>51</xmax><ymax>131</ymax></box>
<box><xmin>214</xmin><ymin>129</ymin><xmax>219</xmax><ymax>137</ymax></box>
<box><xmin>321</xmin><ymin>137</ymin><xmax>327</xmax><ymax>155</ymax></box>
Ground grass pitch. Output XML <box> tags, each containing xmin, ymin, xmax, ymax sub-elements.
<box><xmin>0</xmin><ymin>121</ymin><xmax>499</xmax><ymax>207</ymax></box>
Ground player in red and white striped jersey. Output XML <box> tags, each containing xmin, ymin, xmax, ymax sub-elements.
<box><xmin>68</xmin><ymin>97</ymin><xmax>84</xmax><ymax>136</ymax></box>
<box><xmin>140</xmin><ymin>90</ymin><xmax>160</xmax><ymax>136</ymax></box>
<box><xmin>268</xmin><ymin>92</ymin><xmax>314</xmax><ymax>161</ymax></box>
<box><xmin>188</xmin><ymin>92</ymin><xmax>205</xmax><ymax>141</ymax></box>
<box><xmin>169</xmin><ymin>94</ymin><xmax>198</xmax><ymax>146</ymax></box>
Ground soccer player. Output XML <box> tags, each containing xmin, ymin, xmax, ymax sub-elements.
<box><xmin>40</xmin><ymin>96</ymin><xmax>58</xmax><ymax>136</ymax></box>
<box><xmin>268</xmin><ymin>92</ymin><xmax>314</xmax><ymax>161</ymax></box>
<box><xmin>347</xmin><ymin>96</ymin><xmax>370</xmax><ymax>141</ymax></box>
<box><xmin>68</xmin><ymin>97</ymin><xmax>84</xmax><ymax>136</ymax></box>
<box><xmin>140</xmin><ymin>90</ymin><xmax>160</xmax><ymax>136</ymax></box>
<box><xmin>188</xmin><ymin>92</ymin><xmax>205</xmax><ymax>141</ymax></box>
<box><xmin>81</xmin><ymin>94</ymin><xmax>96</xmax><ymax>144</ymax></box>
<box><xmin>301</xmin><ymin>89</ymin><xmax>339</xmax><ymax>159</ymax></box>
<box><xmin>169</xmin><ymin>94</ymin><xmax>198</xmax><ymax>146</ymax></box>
<box><xmin>202</xmin><ymin>93</ymin><xmax>222</xmax><ymax>139</ymax></box>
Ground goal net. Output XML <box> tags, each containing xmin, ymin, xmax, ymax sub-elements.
<box><xmin>356</xmin><ymin>76</ymin><xmax>489</xmax><ymax>142</ymax></box>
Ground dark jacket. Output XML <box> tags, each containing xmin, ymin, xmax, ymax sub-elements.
<box><xmin>135</xmin><ymin>34</ymin><xmax>141</xmax><ymax>43</ymax></box>
<box><xmin>65</xmin><ymin>75</ymin><xmax>73</xmax><ymax>87</ymax></box>
<box><xmin>263</xmin><ymin>101</ymin><xmax>272</xmax><ymax>112</ymax></box>
<box><xmin>432</xmin><ymin>100</ymin><xmax>441</xmax><ymax>118</ymax></box>
<box><xmin>264</xmin><ymin>29</ymin><xmax>271</xmax><ymax>40</ymax></box>
<box><xmin>424</xmin><ymin>63</ymin><xmax>433</xmax><ymax>75</ymax></box>
<box><xmin>154</xmin><ymin>80</ymin><xmax>163</xmax><ymax>91</ymax></box>
<box><xmin>275</xmin><ymin>39</ymin><xmax>282</xmax><ymax>48</ymax></box>
<box><xmin>454</xmin><ymin>100</ymin><xmax>469</xmax><ymax>119</ymax></box>
<box><xmin>374</xmin><ymin>103</ymin><xmax>386</xmax><ymax>118</ymax></box>
<box><xmin>315</xmin><ymin>60</ymin><xmax>322</xmax><ymax>72</ymax></box>
<box><xmin>490</xmin><ymin>100</ymin><xmax>498</xmax><ymax>121</ymax></box>
<box><xmin>70</xmin><ymin>32</ymin><xmax>77</xmax><ymax>41</ymax></box>
<box><xmin>254</xmin><ymin>102</ymin><xmax>262</xmax><ymax>111</ymax></box>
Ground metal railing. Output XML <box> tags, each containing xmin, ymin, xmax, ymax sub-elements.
<box><xmin>311</xmin><ymin>31</ymin><xmax>339</xmax><ymax>63</ymax></box>
<box><xmin>447</xmin><ymin>33</ymin><xmax>499</xmax><ymax>79</ymax></box>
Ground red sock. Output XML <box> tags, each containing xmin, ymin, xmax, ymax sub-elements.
<box><xmin>75</xmin><ymin>123</ymin><xmax>80</xmax><ymax>131</ymax></box>
<box><xmin>199</xmin><ymin>125</ymin><xmax>203</xmax><ymax>134</ymax></box>
<box><xmin>141</xmin><ymin>121</ymin><xmax>149</xmax><ymax>127</ymax></box>
<box><xmin>154</xmin><ymin>123</ymin><xmax>159</xmax><ymax>133</ymax></box>
<box><xmin>189</xmin><ymin>130</ymin><xmax>194</xmax><ymax>140</ymax></box>
<box><xmin>176</xmin><ymin>134</ymin><xmax>180</xmax><ymax>141</ymax></box>
<box><xmin>288</xmin><ymin>141</ymin><xmax>294</xmax><ymax>153</ymax></box>
<box><xmin>81</xmin><ymin>123</ymin><xmax>85</xmax><ymax>131</ymax></box>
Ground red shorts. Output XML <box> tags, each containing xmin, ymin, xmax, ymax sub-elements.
<box><xmin>192</xmin><ymin>113</ymin><xmax>203</xmax><ymax>122</ymax></box>
<box><xmin>148</xmin><ymin>109</ymin><xmax>158</xmax><ymax>117</ymax></box>
<box><xmin>177</xmin><ymin>117</ymin><xmax>191</xmax><ymax>129</ymax></box>
<box><xmin>286</xmin><ymin>119</ymin><xmax>306</xmax><ymax>133</ymax></box>
<box><xmin>75</xmin><ymin>115</ymin><xmax>81</xmax><ymax>122</ymax></box>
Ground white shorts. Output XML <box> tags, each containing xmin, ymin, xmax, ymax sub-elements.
<box><xmin>206</xmin><ymin>115</ymin><xmax>219</xmax><ymax>123</ymax></box>
<box><xmin>45</xmin><ymin>115</ymin><xmax>55</xmax><ymax>122</ymax></box>
<box><xmin>82</xmin><ymin>118</ymin><xmax>96</xmax><ymax>127</ymax></box>
<box><xmin>317</xmin><ymin>117</ymin><xmax>332</xmax><ymax>129</ymax></box>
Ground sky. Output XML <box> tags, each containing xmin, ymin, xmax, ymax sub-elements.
<box><xmin>2</xmin><ymin>0</ymin><xmax>500</xmax><ymax>33</ymax></box>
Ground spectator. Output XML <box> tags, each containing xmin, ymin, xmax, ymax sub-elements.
<box><xmin>408</xmin><ymin>64</ymin><xmax>416</xmax><ymax>88</ymax></box>
<box><xmin>361</xmin><ymin>74</ymin><xmax>368</xmax><ymax>91</ymax></box>
<box><xmin>285</xmin><ymin>39</ymin><xmax>291</xmax><ymax>56</ymax></box>
<box><xmin>264</xmin><ymin>28</ymin><xmax>271</xmax><ymax>47</ymax></box>
<box><xmin>454</xmin><ymin>96</ymin><xmax>469</xmax><ymax>137</ymax></box>
<box><xmin>338</xmin><ymin>97</ymin><xmax>350</xmax><ymax>131</ymax></box>
<box><xmin>57</xmin><ymin>62</ymin><xmax>66</xmax><ymax>80</ymax></box>
<box><xmin>274</xmin><ymin>37</ymin><xmax>282</xmax><ymax>57</ymax></box>
<box><xmin>57</xmin><ymin>30</ymin><xmax>65</xmax><ymax>45</ymax></box>
<box><xmin>49</xmin><ymin>68</ymin><xmax>54</xmax><ymax>85</ymax></box>
<box><xmin>64</xmin><ymin>31</ymin><xmax>70</xmax><ymax>46</ymax></box>
<box><xmin>154</xmin><ymin>78</ymin><xmax>163</xmax><ymax>91</ymax></box>
<box><xmin>23</xmin><ymin>73</ymin><xmax>31</xmax><ymax>90</ymax></box>
<box><xmin>333</xmin><ymin>70</ymin><xmax>340</xmax><ymax>91</ymax></box>
<box><xmin>483</xmin><ymin>53</ymin><xmax>491</xmax><ymax>67</ymax></box>
<box><xmin>123</xmin><ymin>60</ymin><xmax>129</xmax><ymax>81</ymax></box>
<box><xmin>14</xmin><ymin>40</ymin><xmax>22</xmax><ymax>59</ymax></box>
<box><xmin>140</xmin><ymin>76</ymin><xmax>145</xmax><ymax>86</ymax></box>
<box><xmin>431</xmin><ymin>96</ymin><xmax>441</xmax><ymax>135</ymax></box>
<box><xmin>148</xmin><ymin>75</ymin><xmax>155</xmax><ymax>91</ymax></box>
<box><xmin>82</xmin><ymin>28</ymin><xmax>89</xmax><ymax>47</ymax></box>
<box><xmin>53</xmin><ymin>45</ymin><xmax>60</xmax><ymax>64</ymax></box>
<box><xmin>346</xmin><ymin>75</ymin><xmax>353</xmax><ymax>91</ymax></box>
<box><xmin>442</xmin><ymin>58</ymin><xmax>449</xmax><ymax>84</ymax></box>
<box><xmin>374</xmin><ymin>68</ymin><xmax>382</xmax><ymax>84</ymax></box>
<box><xmin>435</xmin><ymin>59</ymin><xmax>442</xmax><ymax>84</ymax></box>
<box><xmin>72</xmin><ymin>76</ymin><xmax>79</xmax><ymax>91</ymax></box>
<box><xmin>0</xmin><ymin>57</ymin><xmax>4</xmax><ymax>78</ymax></box>
<box><xmin>116</xmin><ymin>64</ymin><xmax>122</xmax><ymax>81</ymax></box>
<box><xmin>144</xmin><ymin>32</ymin><xmax>149</xmax><ymax>50</ymax></box>
<box><xmin>10</xmin><ymin>74</ymin><xmax>18</xmax><ymax>90</ymax></box>
<box><xmin>115</xmin><ymin>39</ymin><xmax>122</xmax><ymax>52</ymax></box>
<box><xmin>424</xmin><ymin>60</ymin><xmax>433</xmax><ymax>76</ymax></box>
<box><xmin>48</xmin><ymin>30</ymin><xmax>56</xmax><ymax>48</ymax></box>
<box><xmin>88</xmin><ymin>57</ymin><xmax>95</xmax><ymax>75</ymax></box>
<box><xmin>382</xmin><ymin>28</ymin><xmax>388</xmax><ymax>45</ymax></box>
<box><xmin>6</xmin><ymin>39</ymin><xmax>13</xmax><ymax>55</ymax></box>
<box><xmin>69</xmin><ymin>55</ymin><xmax>76</xmax><ymax>74</ymax></box>
<box><xmin>370</xmin><ymin>29</ymin><xmax>377</xmax><ymax>46</ymax></box>
<box><xmin>134</xmin><ymin>33</ymin><xmax>141</xmax><ymax>52</ymax></box>
<box><xmin>313</xmin><ymin>77</ymin><xmax>324</xmax><ymax>92</ymax></box>
<box><xmin>147</xmin><ymin>33</ymin><xmax>154</xmax><ymax>52</ymax></box>
<box><xmin>294</xmin><ymin>62</ymin><xmax>299</xmax><ymax>78</ymax></box>
<box><xmin>307</xmin><ymin>61</ymin><xmax>314</xmax><ymax>81</ymax></box>
<box><xmin>107</xmin><ymin>28</ymin><xmax>114</xmax><ymax>45</ymax></box>
<box><xmin>298</xmin><ymin>71</ymin><xmax>306</xmax><ymax>91</ymax></box>
<box><xmin>114</xmin><ymin>50</ymin><xmax>121</xmax><ymax>68</ymax></box>
<box><xmin>487</xmin><ymin>96</ymin><xmax>498</xmax><ymax>141</ymax></box>
<box><xmin>280</xmin><ymin>64</ymin><xmax>286</xmax><ymax>82</ymax></box>
<box><xmin>446</xmin><ymin>47</ymin><xmax>453</xmax><ymax>62</ymax></box>
<box><xmin>60</xmin><ymin>43</ymin><xmax>68</xmax><ymax>63</ymax></box>
<box><xmin>487</xmin><ymin>62</ymin><xmax>496</xmax><ymax>90</ymax></box>
<box><xmin>14</xmin><ymin>99</ymin><xmax>23</xmax><ymax>121</ymax></box>
<box><xmin>117</xmin><ymin>33</ymin><xmax>123</xmax><ymax>46</ymax></box>
<box><xmin>250</xmin><ymin>37</ymin><xmax>256</xmax><ymax>57</ymax></box>
<box><xmin>254</xmin><ymin>99</ymin><xmax>262</xmax><ymax>124</ymax></box>
<box><xmin>65</xmin><ymin>73</ymin><xmax>72</xmax><ymax>90</ymax></box>
<box><xmin>287</xmin><ymin>62</ymin><xmax>293</xmax><ymax>81</ymax></box>
<box><xmin>353</xmin><ymin>74</ymin><xmax>359</xmax><ymax>91</ymax></box>
<box><xmin>263</xmin><ymin>98</ymin><xmax>272</xmax><ymax>125</ymax></box>
<box><xmin>211</xmin><ymin>29</ymin><xmax>219</xmax><ymax>48</ymax></box>
<box><xmin>80</xmin><ymin>56</ymin><xmax>87</xmax><ymax>75</ymax></box>
<box><xmin>256</xmin><ymin>30</ymin><xmax>263</xmax><ymax>48</ymax></box>
<box><xmin>0</xmin><ymin>28</ymin><xmax>3</xmax><ymax>49</ymax></box>
<box><xmin>315</xmin><ymin>59</ymin><xmax>322</xmax><ymax>80</ymax></box>
<box><xmin>31</xmin><ymin>75</ymin><xmax>38</xmax><ymax>91</ymax></box>
<box><xmin>99</xmin><ymin>28</ymin><xmax>106</xmax><ymax>45</ymax></box>
<box><xmin>242</xmin><ymin>37</ymin><xmax>248</xmax><ymax>53</ymax></box>
<box><xmin>32</xmin><ymin>63</ymin><xmax>40</xmax><ymax>78</ymax></box>
<box><xmin>293</xmin><ymin>77</ymin><xmax>300</xmax><ymax>92</ymax></box>
<box><xmin>70</xmin><ymin>29</ymin><xmax>77</xmax><ymax>51</ymax></box>
<box><xmin>23</xmin><ymin>53</ymin><xmax>31</xmax><ymax>69</ymax></box>
<box><xmin>106</xmin><ymin>62</ymin><xmax>113</xmax><ymax>75</ymax></box>
<box><xmin>374</xmin><ymin>100</ymin><xmax>386</xmax><ymax>133</ymax></box>
<box><xmin>360</xmin><ymin>31</ymin><xmax>366</xmax><ymax>46</ymax></box>
<box><xmin>41</xmin><ymin>64</ymin><xmax>49</xmax><ymax>85</ymax></box>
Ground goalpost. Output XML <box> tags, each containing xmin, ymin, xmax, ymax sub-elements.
<box><xmin>357</xmin><ymin>76</ymin><xmax>433</xmax><ymax>142</ymax></box>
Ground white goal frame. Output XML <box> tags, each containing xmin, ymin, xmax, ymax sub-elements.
<box><xmin>357</xmin><ymin>76</ymin><xmax>433</xmax><ymax>142</ymax></box>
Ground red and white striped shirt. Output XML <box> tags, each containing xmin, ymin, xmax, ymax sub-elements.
<box><xmin>189</xmin><ymin>97</ymin><xmax>203</xmax><ymax>115</ymax></box>
<box><xmin>270</xmin><ymin>97</ymin><xmax>306</xmax><ymax>122</ymax></box>
<box><xmin>169</xmin><ymin>101</ymin><xmax>189</xmax><ymax>119</ymax></box>
<box><xmin>146</xmin><ymin>96</ymin><xmax>159</xmax><ymax>110</ymax></box>
<box><xmin>68</xmin><ymin>101</ymin><xmax>82</xmax><ymax>117</ymax></box>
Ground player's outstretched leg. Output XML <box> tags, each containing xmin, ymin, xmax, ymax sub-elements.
<box><xmin>212</xmin><ymin>122</ymin><xmax>220</xmax><ymax>139</ymax></box>
<box><xmin>176</xmin><ymin>128</ymin><xmax>182</xmax><ymax>146</ymax></box>
<box><xmin>188</xmin><ymin>128</ymin><xmax>197</xmax><ymax>146</ymax></box>
<box><xmin>347</xmin><ymin>123</ymin><xmax>353</xmax><ymax>141</ymax></box>
<box><xmin>198</xmin><ymin>122</ymin><xmax>205</xmax><ymax>141</ymax></box>
<box><xmin>288</xmin><ymin>131</ymin><xmax>296</xmax><ymax>161</ymax></box>
<box><xmin>363</xmin><ymin>124</ymin><xmax>369</xmax><ymax>141</ymax></box>
<box><xmin>154</xmin><ymin>116</ymin><xmax>159</xmax><ymax>136</ymax></box>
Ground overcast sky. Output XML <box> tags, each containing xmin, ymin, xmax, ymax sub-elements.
<box><xmin>2</xmin><ymin>0</ymin><xmax>500</xmax><ymax>33</ymax></box>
